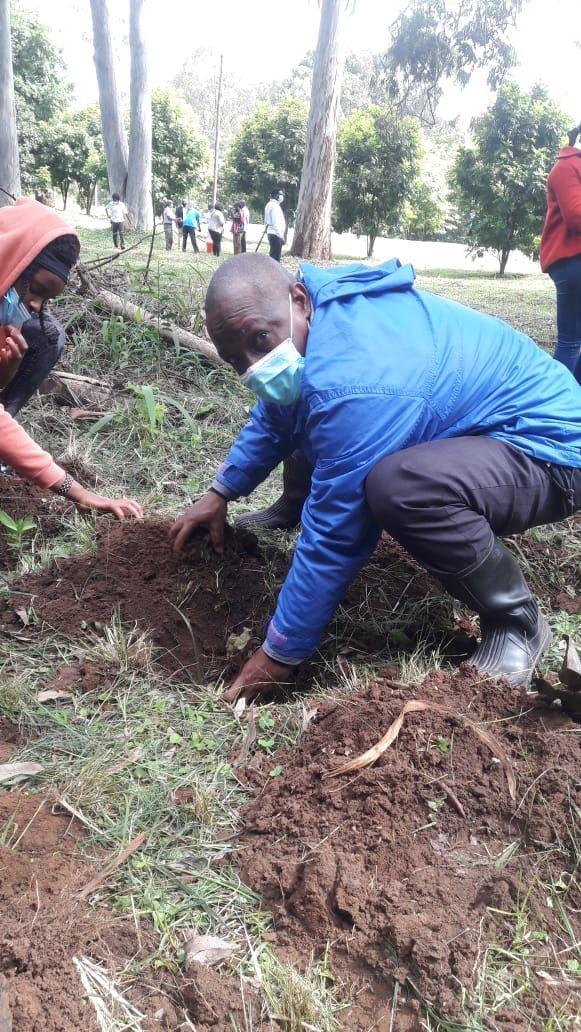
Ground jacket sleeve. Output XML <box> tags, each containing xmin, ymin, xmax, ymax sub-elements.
<box><xmin>0</xmin><ymin>404</ymin><xmax>65</xmax><ymax>488</ymax></box>
<box><xmin>553</xmin><ymin>162</ymin><xmax>581</xmax><ymax>234</ymax></box>
<box><xmin>263</xmin><ymin>390</ymin><xmax>430</xmax><ymax>661</ymax></box>
<box><xmin>214</xmin><ymin>399</ymin><xmax>301</xmax><ymax>498</ymax></box>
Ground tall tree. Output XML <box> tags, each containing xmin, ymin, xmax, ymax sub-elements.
<box><xmin>290</xmin><ymin>0</ymin><xmax>346</xmax><ymax>259</ymax></box>
<box><xmin>151</xmin><ymin>89</ymin><xmax>210</xmax><ymax>206</ymax></box>
<box><xmin>450</xmin><ymin>82</ymin><xmax>570</xmax><ymax>274</ymax></box>
<box><xmin>375</xmin><ymin>0</ymin><xmax>525</xmax><ymax>123</ymax></box>
<box><xmin>126</xmin><ymin>0</ymin><xmax>152</xmax><ymax>230</ymax></box>
<box><xmin>0</xmin><ymin>0</ymin><xmax>20</xmax><ymax>203</ymax></box>
<box><xmin>89</xmin><ymin>0</ymin><xmax>129</xmax><ymax>197</ymax></box>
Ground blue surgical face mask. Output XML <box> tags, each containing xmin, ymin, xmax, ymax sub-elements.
<box><xmin>241</xmin><ymin>294</ymin><xmax>304</xmax><ymax>405</ymax></box>
<box><xmin>0</xmin><ymin>286</ymin><xmax>31</xmax><ymax>327</ymax></box>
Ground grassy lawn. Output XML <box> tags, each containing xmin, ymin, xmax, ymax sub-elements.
<box><xmin>1</xmin><ymin>228</ymin><xmax>580</xmax><ymax>1031</ymax></box>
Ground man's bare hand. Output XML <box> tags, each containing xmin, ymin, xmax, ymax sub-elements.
<box><xmin>225</xmin><ymin>647</ymin><xmax>297</xmax><ymax>705</ymax></box>
<box><xmin>169</xmin><ymin>491</ymin><xmax>228</xmax><ymax>555</ymax></box>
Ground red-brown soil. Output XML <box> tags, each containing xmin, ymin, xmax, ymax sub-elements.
<box><xmin>1</xmin><ymin>479</ymin><xmax>580</xmax><ymax>1030</ymax></box>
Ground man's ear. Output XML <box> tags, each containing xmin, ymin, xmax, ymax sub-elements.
<box><xmin>291</xmin><ymin>281</ymin><xmax>311</xmax><ymax>316</ymax></box>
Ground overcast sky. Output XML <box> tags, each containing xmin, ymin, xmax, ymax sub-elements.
<box><xmin>25</xmin><ymin>0</ymin><xmax>581</xmax><ymax>126</ymax></box>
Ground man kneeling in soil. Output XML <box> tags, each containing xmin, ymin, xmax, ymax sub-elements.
<box><xmin>169</xmin><ymin>254</ymin><xmax>581</xmax><ymax>703</ymax></box>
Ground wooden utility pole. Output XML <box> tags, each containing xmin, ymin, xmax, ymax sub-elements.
<box><xmin>212</xmin><ymin>53</ymin><xmax>223</xmax><ymax>206</ymax></box>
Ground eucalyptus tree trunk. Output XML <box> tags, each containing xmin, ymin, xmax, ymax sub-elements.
<box><xmin>290</xmin><ymin>0</ymin><xmax>345</xmax><ymax>260</ymax></box>
<box><xmin>89</xmin><ymin>0</ymin><xmax>129</xmax><ymax>198</ymax></box>
<box><xmin>0</xmin><ymin>0</ymin><xmax>21</xmax><ymax>205</ymax></box>
<box><xmin>126</xmin><ymin>0</ymin><xmax>152</xmax><ymax>231</ymax></box>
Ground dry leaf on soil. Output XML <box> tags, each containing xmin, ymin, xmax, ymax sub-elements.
<box><xmin>0</xmin><ymin>761</ymin><xmax>44</xmax><ymax>783</ymax></box>
<box><xmin>184</xmin><ymin>933</ymin><xmax>239</xmax><ymax>969</ymax></box>
<box><xmin>321</xmin><ymin>698</ymin><xmax>516</xmax><ymax>800</ymax></box>
<box><xmin>37</xmin><ymin>689</ymin><xmax>73</xmax><ymax>702</ymax></box>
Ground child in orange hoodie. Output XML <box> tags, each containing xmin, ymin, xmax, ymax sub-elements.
<box><xmin>0</xmin><ymin>198</ymin><xmax>142</xmax><ymax>520</ymax></box>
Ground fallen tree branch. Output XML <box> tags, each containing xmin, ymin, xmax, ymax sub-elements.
<box><xmin>76</xmin><ymin>264</ymin><xmax>224</xmax><ymax>367</ymax></box>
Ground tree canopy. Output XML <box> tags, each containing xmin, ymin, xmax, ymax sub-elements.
<box><xmin>333</xmin><ymin>106</ymin><xmax>423</xmax><ymax>256</ymax></box>
<box><xmin>373</xmin><ymin>0</ymin><xmax>524</xmax><ymax>123</ymax></box>
<box><xmin>450</xmin><ymin>81</ymin><xmax>571</xmax><ymax>273</ymax></box>
<box><xmin>222</xmin><ymin>95</ymin><xmax>308</xmax><ymax>219</ymax></box>
<box><xmin>10</xmin><ymin>3</ymin><xmax>70</xmax><ymax>191</ymax></box>
<box><xmin>151</xmin><ymin>89</ymin><xmax>210</xmax><ymax>210</ymax></box>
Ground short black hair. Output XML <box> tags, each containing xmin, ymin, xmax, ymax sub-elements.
<box><xmin>112</xmin><ymin>192</ymin><xmax>120</xmax><ymax>201</ymax></box>
<box><xmin>271</xmin><ymin>187</ymin><xmax>281</xmax><ymax>198</ymax></box>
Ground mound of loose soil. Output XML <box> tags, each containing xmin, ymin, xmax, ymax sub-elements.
<box><xmin>0</xmin><ymin>482</ymin><xmax>281</xmax><ymax>681</ymax></box>
<box><xmin>237</xmin><ymin>671</ymin><xmax>581</xmax><ymax>1029</ymax></box>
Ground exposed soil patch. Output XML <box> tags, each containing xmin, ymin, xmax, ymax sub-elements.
<box><xmin>2</xmin><ymin>480</ymin><xmax>581</xmax><ymax>1028</ymax></box>
<box><xmin>0</xmin><ymin>482</ymin><xmax>281</xmax><ymax>682</ymax></box>
<box><xmin>0</xmin><ymin>788</ymin><xmax>175</xmax><ymax>1031</ymax></box>
<box><xmin>0</xmin><ymin>780</ymin><xmax>266</xmax><ymax>1032</ymax></box>
<box><xmin>238</xmin><ymin>672</ymin><xmax>581</xmax><ymax>1029</ymax></box>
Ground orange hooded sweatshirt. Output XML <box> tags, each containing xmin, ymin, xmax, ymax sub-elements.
<box><xmin>539</xmin><ymin>147</ymin><xmax>581</xmax><ymax>272</ymax></box>
<box><xmin>0</xmin><ymin>199</ymin><xmax>80</xmax><ymax>488</ymax></box>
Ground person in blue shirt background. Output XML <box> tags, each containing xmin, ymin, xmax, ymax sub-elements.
<box><xmin>182</xmin><ymin>204</ymin><xmax>202</xmax><ymax>253</ymax></box>
<box><xmin>169</xmin><ymin>254</ymin><xmax>581</xmax><ymax>704</ymax></box>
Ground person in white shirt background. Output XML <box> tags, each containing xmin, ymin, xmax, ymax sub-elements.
<box><xmin>162</xmin><ymin>200</ymin><xmax>177</xmax><ymax>251</ymax></box>
<box><xmin>264</xmin><ymin>188</ymin><xmax>286</xmax><ymax>262</ymax></box>
<box><xmin>207</xmin><ymin>203</ymin><xmax>226</xmax><ymax>256</ymax></box>
<box><xmin>105</xmin><ymin>193</ymin><xmax>131</xmax><ymax>250</ymax></box>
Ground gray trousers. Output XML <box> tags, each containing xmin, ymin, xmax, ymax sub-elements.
<box><xmin>364</xmin><ymin>436</ymin><xmax>581</xmax><ymax>578</ymax></box>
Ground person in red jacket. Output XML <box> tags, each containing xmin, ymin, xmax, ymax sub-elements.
<box><xmin>0</xmin><ymin>198</ymin><xmax>142</xmax><ymax>520</ymax></box>
<box><xmin>539</xmin><ymin>123</ymin><xmax>581</xmax><ymax>383</ymax></box>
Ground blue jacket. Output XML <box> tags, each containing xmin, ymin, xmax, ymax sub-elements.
<box><xmin>183</xmin><ymin>209</ymin><xmax>201</xmax><ymax>230</ymax></box>
<box><xmin>215</xmin><ymin>259</ymin><xmax>581</xmax><ymax>662</ymax></box>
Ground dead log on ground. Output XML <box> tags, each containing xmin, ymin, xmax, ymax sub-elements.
<box><xmin>75</xmin><ymin>264</ymin><xmax>224</xmax><ymax>367</ymax></box>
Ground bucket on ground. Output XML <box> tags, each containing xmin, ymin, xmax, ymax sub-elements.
<box><xmin>206</xmin><ymin>240</ymin><xmax>213</xmax><ymax>253</ymax></box>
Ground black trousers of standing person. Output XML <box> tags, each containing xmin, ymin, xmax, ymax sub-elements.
<box><xmin>364</xmin><ymin>436</ymin><xmax>581</xmax><ymax>578</ymax></box>
<box><xmin>182</xmin><ymin>226</ymin><xmax>199</xmax><ymax>252</ymax></box>
<box><xmin>111</xmin><ymin>220</ymin><xmax>125</xmax><ymax>248</ymax></box>
<box><xmin>209</xmin><ymin>230</ymin><xmax>222</xmax><ymax>256</ymax></box>
<box><xmin>268</xmin><ymin>233</ymin><xmax>283</xmax><ymax>262</ymax></box>
<box><xmin>240</xmin><ymin>232</ymin><xmax>247</xmax><ymax>253</ymax></box>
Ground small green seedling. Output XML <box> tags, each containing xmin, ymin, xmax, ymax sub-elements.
<box><xmin>0</xmin><ymin>510</ymin><xmax>37</xmax><ymax>551</ymax></box>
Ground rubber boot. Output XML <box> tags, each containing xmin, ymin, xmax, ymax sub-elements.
<box><xmin>439</xmin><ymin>539</ymin><xmax>552</xmax><ymax>688</ymax></box>
<box><xmin>235</xmin><ymin>451</ymin><xmax>314</xmax><ymax>530</ymax></box>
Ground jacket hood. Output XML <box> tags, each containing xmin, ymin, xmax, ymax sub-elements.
<box><xmin>557</xmin><ymin>146</ymin><xmax>581</xmax><ymax>161</ymax></box>
<box><xmin>0</xmin><ymin>198</ymin><xmax>80</xmax><ymax>298</ymax></box>
<box><xmin>299</xmin><ymin>257</ymin><xmax>416</xmax><ymax>306</ymax></box>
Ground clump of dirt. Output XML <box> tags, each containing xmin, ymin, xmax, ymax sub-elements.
<box><xmin>236</xmin><ymin>671</ymin><xmax>581</xmax><ymax>1029</ymax></box>
<box><xmin>0</xmin><ymin>482</ymin><xmax>283</xmax><ymax>681</ymax></box>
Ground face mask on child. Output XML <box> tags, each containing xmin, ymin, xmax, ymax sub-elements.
<box><xmin>241</xmin><ymin>294</ymin><xmax>304</xmax><ymax>405</ymax></box>
<box><xmin>0</xmin><ymin>287</ymin><xmax>31</xmax><ymax>327</ymax></box>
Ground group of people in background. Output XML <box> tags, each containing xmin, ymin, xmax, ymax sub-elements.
<box><xmin>162</xmin><ymin>199</ymin><xmax>203</xmax><ymax>253</ymax></box>
<box><xmin>105</xmin><ymin>189</ymin><xmax>287</xmax><ymax>261</ymax></box>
